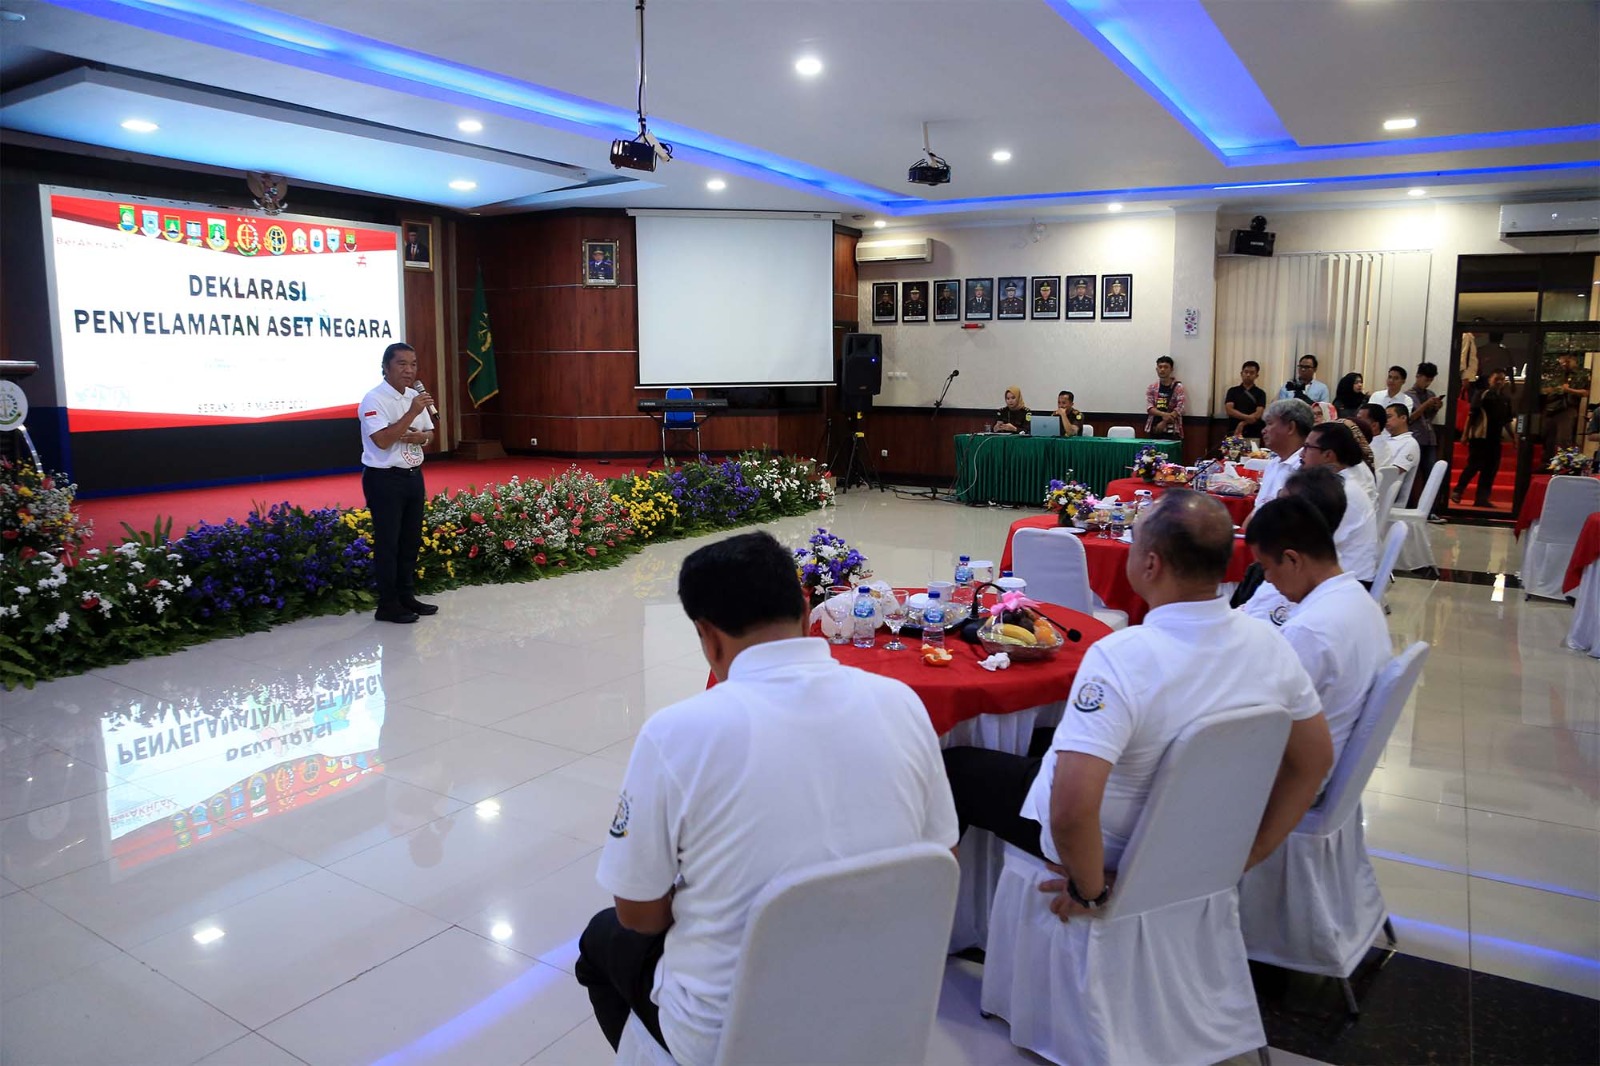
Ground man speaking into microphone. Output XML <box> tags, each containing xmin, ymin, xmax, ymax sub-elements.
<box><xmin>360</xmin><ymin>342</ymin><xmax>437</xmax><ymax>623</ymax></box>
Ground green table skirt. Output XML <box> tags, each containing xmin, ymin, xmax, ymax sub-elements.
<box><xmin>953</xmin><ymin>435</ymin><xmax>1182</xmax><ymax>504</ymax></box>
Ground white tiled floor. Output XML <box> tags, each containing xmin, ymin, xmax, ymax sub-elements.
<box><xmin>2</xmin><ymin>494</ymin><xmax>1594</xmax><ymax>1064</ymax></box>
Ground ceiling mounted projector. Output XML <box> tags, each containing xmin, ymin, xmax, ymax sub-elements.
<box><xmin>907</xmin><ymin>121</ymin><xmax>951</xmax><ymax>187</ymax></box>
<box><xmin>613</xmin><ymin>0</ymin><xmax>673</xmax><ymax>172</ymax></box>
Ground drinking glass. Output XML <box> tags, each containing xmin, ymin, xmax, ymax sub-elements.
<box><xmin>883</xmin><ymin>591</ymin><xmax>910</xmax><ymax>651</ymax></box>
<box><xmin>950</xmin><ymin>585</ymin><xmax>976</xmax><ymax>622</ymax></box>
<box><xmin>823</xmin><ymin>585</ymin><xmax>853</xmax><ymax>645</ymax></box>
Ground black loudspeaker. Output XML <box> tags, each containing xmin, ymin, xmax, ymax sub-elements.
<box><xmin>841</xmin><ymin>333</ymin><xmax>883</xmax><ymax>396</ymax></box>
<box><xmin>1230</xmin><ymin>229</ymin><xmax>1276</xmax><ymax>256</ymax></box>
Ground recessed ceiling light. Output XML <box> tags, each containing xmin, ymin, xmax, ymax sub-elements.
<box><xmin>1383</xmin><ymin>117</ymin><xmax>1417</xmax><ymax>131</ymax></box>
<box><xmin>873</xmin><ymin>220</ymin><xmax>886</xmax><ymax>228</ymax></box>
<box><xmin>448</xmin><ymin>179</ymin><xmax>477</xmax><ymax>191</ymax></box>
<box><xmin>991</xmin><ymin>150</ymin><xmax>1012</xmax><ymax>163</ymax></box>
<box><xmin>706</xmin><ymin>178</ymin><xmax>726</xmax><ymax>191</ymax></box>
<box><xmin>475</xmin><ymin>800</ymin><xmax>501</xmax><ymax>819</ymax></box>
<box><xmin>192</xmin><ymin>926</ymin><xmax>225</xmax><ymax>945</ymax></box>
<box><xmin>1407</xmin><ymin>187</ymin><xmax>1427</xmax><ymax>197</ymax></box>
<box><xmin>1107</xmin><ymin>203</ymin><xmax>1123</xmax><ymax>213</ymax></box>
<box><xmin>120</xmin><ymin>119</ymin><xmax>159</xmax><ymax>133</ymax></box>
<box><xmin>794</xmin><ymin>55</ymin><xmax>823</xmax><ymax>77</ymax></box>
<box><xmin>1</xmin><ymin>11</ymin><xmax>27</xmax><ymax>22</ymax></box>
<box><xmin>457</xmin><ymin>119</ymin><xmax>483</xmax><ymax>133</ymax></box>
<box><xmin>489</xmin><ymin>921</ymin><xmax>514</xmax><ymax>941</ymax></box>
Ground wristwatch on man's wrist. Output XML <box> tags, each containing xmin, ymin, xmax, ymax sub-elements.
<box><xmin>1066</xmin><ymin>877</ymin><xmax>1111</xmax><ymax>911</ymax></box>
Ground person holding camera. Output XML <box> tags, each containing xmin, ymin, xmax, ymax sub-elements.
<box><xmin>1278</xmin><ymin>354</ymin><xmax>1329</xmax><ymax>405</ymax></box>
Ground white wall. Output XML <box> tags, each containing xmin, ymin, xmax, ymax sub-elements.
<box><xmin>857</xmin><ymin>214</ymin><xmax>1180</xmax><ymax>418</ymax></box>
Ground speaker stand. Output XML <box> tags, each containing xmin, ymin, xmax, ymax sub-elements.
<box><xmin>838</xmin><ymin>409</ymin><xmax>883</xmax><ymax>493</ymax></box>
<box><xmin>902</xmin><ymin>372</ymin><xmax>959</xmax><ymax>502</ymax></box>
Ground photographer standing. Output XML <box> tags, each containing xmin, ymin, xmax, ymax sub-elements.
<box><xmin>1278</xmin><ymin>354</ymin><xmax>1330</xmax><ymax>405</ymax></box>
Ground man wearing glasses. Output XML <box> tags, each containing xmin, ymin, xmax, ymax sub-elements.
<box><xmin>1279</xmin><ymin>354</ymin><xmax>1330</xmax><ymax>405</ymax></box>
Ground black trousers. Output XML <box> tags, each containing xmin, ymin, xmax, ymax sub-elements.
<box><xmin>941</xmin><ymin>743</ymin><xmax>1049</xmax><ymax>861</ymax></box>
<box><xmin>1454</xmin><ymin>439</ymin><xmax>1501</xmax><ymax>506</ymax></box>
<box><xmin>362</xmin><ymin>466</ymin><xmax>425</xmax><ymax>609</ymax></box>
<box><xmin>1411</xmin><ymin>443</ymin><xmax>1439</xmax><ymax>511</ymax></box>
<box><xmin>576</xmin><ymin>908</ymin><xmax>672</xmax><ymax>1054</ymax></box>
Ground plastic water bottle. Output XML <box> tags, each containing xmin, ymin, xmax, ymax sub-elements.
<box><xmin>954</xmin><ymin>555</ymin><xmax>974</xmax><ymax>587</ymax></box>
<box><xmin>921</xmin><ymin>591</ymin><xmax>945</xmax><ymax>651</ymax></box>
<box><xmin>1110</xmin><ymin>502</ymin><xmax>1128</xmax><ymax>538</ymax></box>
<box><xmin>852</xmin><ymin>589</ymin><xmax>877</xmax><ymax>649</ymax></box>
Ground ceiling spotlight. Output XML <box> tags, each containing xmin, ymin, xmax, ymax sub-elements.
<box><xmin>448</xmin><ymin>179</ymin><xmax>477</xmax><ymax>191</ymax></box>
<box><xmin>1407</xmin><ymin>187</ymin><xmax>1427</xmax><ymax>197</ymax></box>
<box><xmin>706</xmin><ymin>178</ymin><xmax>726</xmax><ymax>191</ymax></box>
<box><xmin>991</xmin><ymin>150</ymin><xmax>1012</xmax><ymax>163</ymax></box>
<box><xmin>457</xmin><ymin>119</ymin><xmax>483</xmax><ymax>133</ymax></box>
<box><xmin>120</xmin><ymin>119</ymin><xmax>159</xmax><ymax>133</ymax></box>
<box><xmin>873</xmin><ymin>220</ymin><xmax>887</xmax><ymax>228</ymax></box>
<box><xmin>1107</xmin><ymin>202</ymin><xmax>1124</xmax><ymax>213</ymax></box>
<box><xmin>0</xmin><ymin>11</ymin><xmax>27</xmax><ymax>21</ymax></box>
<box><xmin>489</xmin><ymin>921</ymin><xmax>514</xmax><ymax>941</ymax></box>
<box><xmin>794</xmin><ymin>55</ymin><xmax>823</xmax><ymax>77</ymax></box>
<box><xmin>192</xmin><ymin>926</ymin><xmax>225</xmax><ymax>945</ymax></box>
<box><xmin>1383</xmin><ymin>117</ymin><xmax>1417</xmax><ymax>131</ymax></box>
<box><xmin>475</xmin><ymin>800</ymin><xmax>501</xmax><ymax>819</ymax></box>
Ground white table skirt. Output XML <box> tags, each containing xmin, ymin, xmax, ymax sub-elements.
<box><xmin>941</xmin><ymin>700</ymin><xmax>1066</xmax><ymax>953</ymax></box>
<box><xmin>1567</xmin><ymin>561</ymin><xmax>1600</xmax><ymax>659</ymax></box>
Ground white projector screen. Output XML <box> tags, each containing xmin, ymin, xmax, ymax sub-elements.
<box><xmin>634</xmin><ymin>214</ymin><xmax>834</xmax><ymax>387</ymax></box>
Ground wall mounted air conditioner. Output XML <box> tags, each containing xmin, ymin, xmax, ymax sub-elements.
<box><xmin>856</xmin><ymin>237</ymin><xmax>933</xmax><ymax>263</ymax></box>
<box><xmin>1499</xmin><ymin>201</ymin><xmax>1600</xmax><ymax>238</ymax></box>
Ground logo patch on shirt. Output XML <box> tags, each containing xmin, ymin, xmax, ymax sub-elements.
<box><xmin>363</xmin><ymin>410</ymin><xmax>377</xmax><ymax>417</ymax></box>
<box><xmin>608</xmin><ymin>793</ymin><xmax>631</xmax><ymax>839</ymax></box>
<box><xmin>1270</xmin><ymin>603</ymin><xmax>1290</xmax><ymax>627</ymax></box>
<box><xmin>1072</xmin><ymin>678</ymin><xmax>1108</xmax><ymax>714</ymax></box>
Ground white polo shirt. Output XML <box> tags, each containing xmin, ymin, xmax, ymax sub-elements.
<box><xmin>1368</xmin><ymin>434</ymin><xmax>1392</xmax><ymax>470</ymax></box>
<box><xmin>1384</xmin><ymin>430</ymin><xmax>1421</xmax><ymax>502</ymax></box>
<box><xmin>1343</xmin><ymin>461</ymin><xmax>1378</xmax><ymax>507</ymax></box>
<box><xmin>359</xmin><ymin>382</ymin><xmax>434</xmax><ymax>469</ymax></box>
<box><xmin>597</xmin><ymin>638</ymin><xmax>958</xmax><ymax>1066</ymax></box>
<box><xmin>1369</xmin><ymin>389</ymin><xmax>1414</xmax><ymax>413</ymax></box>
<box><xmin>1256</xmin><ymin>448</ymin><xmax>1304</xmax><ymax>507</ymax></box>
<box><xmin>1280</xmin><ymin>573</ymin><xmax>1391</xmax><ymax>771</ymax></box>
<box><xmin>1333</xmin><ymin>474</ymin><xmax>1379</xmax><ymax>582</ymax></box>
<box><xmin>1021</xmin><ymin>598</ymin><xmax>1320</xmax><ymax>867</ymax></box>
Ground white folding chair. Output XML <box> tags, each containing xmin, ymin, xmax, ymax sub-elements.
<box><xmin>616</xmin><ymin>843</ymin><xmax>959</xmax><ymax>1066</ymax></box>
<box><xmin>981</xmin><ymin>706</ymin><xmax>1291</xmax><ymax>1066</ymax></box>
<box><xmin>1239</xmin><ymin>644</ymin><xmax>1429</xmax><ymax>1015</ymax></box>
<box><xmin>1521</xmin><ymin>476</ymin><xmax>1600</xmax><ymax>599</ymax></box>
<box><xmin>1012</xmin><ymin>527</ymin><xmax>1129</xmax><ymax>630</ymax></box>
<box><xmin>1373</xmin><ymin>466</ymin><xmax>1400</xmax><ymax>523</ymax></box>
<box><xmin>1079</xmin><ymin>424</ymin><xmax>1095</xmax><ymax>437</ymax></box>
<box><xmin>1567</xmin><ymin>557</ymin><xmax>1600</xmax><ymax>658</ymax></box>
<box><xmin>1107</xmin><ymin>425</ymin><xmax>1136</xmax><ymax>439</ymax></box>
<box><xmin>1390</xmin><ymin>460</ymin><xmax>1448</xmax><ymax>572</ymax></box>
<box><xmin>1369</xmin><ymin>522</ymin><xmax>1408</xmax><ymax>606</ymax></box>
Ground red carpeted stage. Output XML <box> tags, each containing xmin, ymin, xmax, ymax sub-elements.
<box><xmin>72</xmin><ymin>457</ymin><xmax>648</xmax><ymax>542</ymax></box>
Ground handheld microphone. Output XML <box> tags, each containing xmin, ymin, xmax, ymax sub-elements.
<box><xmin>412</xmin><ymin>381</ymin><xmax>439</xmax><ymax>418</ymax></box>
<box><xmin>950</xmin><ymin>368</ymin><xmax>960</xmax><ymax>378</ymax></box>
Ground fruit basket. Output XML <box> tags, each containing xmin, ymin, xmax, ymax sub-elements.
<box><xmin>977</xmin><ymin>608</ymin><xmax>1065</xmax><ymax>662</ymax></box>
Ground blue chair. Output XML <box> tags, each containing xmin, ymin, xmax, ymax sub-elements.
<box><xmin>661</xmin><ymin>386</ymin><xmax>702</xmax><ymax>463</ymax></box>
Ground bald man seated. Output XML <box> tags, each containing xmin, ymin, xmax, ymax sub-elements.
<box><xmin>942</xmin><ymin>491</ymin><xmax>1332</xmax><ymax>919</ymax></box>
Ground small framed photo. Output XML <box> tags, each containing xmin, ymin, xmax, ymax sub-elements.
<box><xmin>402</xmin><ymin>221</ymin><xmax>433</xmax><ymax>272</ymax></box>
<box><xmin>900</xmin><ymin>281</ymin><xmax>929</xmax><ymax>323</ymax></box>
<box><xmin>1030</xmin><ymin>277</ymin><xmax>1061</xmax><ymax>319</ymax></box>
<box><xmin>933</xmin><ymin>279</ymin><xmax>961</xmax><ymax>321</ymax></box>
<box><xmin>1102</xmin><ymin>274</ymin><xmax>1133</xmax><ymax>319</ymax></box>
<box><xmin>582</xmin><ymin>238</ymin><xmax>619</xmax><ymax>286</ymax></box>
<box><xmin>871</xmin><ymin>282</ymin><xmax>898</xmax><ymax>323</ymax></box>
<box><xmin>1066</xmin><ymin>275</ymin><xmax>1096</xmax><ymax>319</ymax></box>
<box><xmin>997</xmin><ymin>277</ymin><xmax>1027</xmax><ymax>320</ymax></box>
<box><xmin>964</xmin><ymin>278</ymin><xmax>993</xmax><ymax>320</ymax></box>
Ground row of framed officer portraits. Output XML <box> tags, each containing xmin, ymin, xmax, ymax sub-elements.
<box><xmin>871</xmin><ymin>274</ymin><xmax>1133</xmax><ymax>324</ymax></box>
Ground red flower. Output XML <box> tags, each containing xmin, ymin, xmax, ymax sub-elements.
<box><xmin>532</xmin><ymin>537</ymin><xmax>544</xmax><ymax>546</ymax></box>
<box><xmin>19</xmin><ymin>546</ymin><xmax>36</xmax><ymax>560</ymax></box>
<box><xmin>556</xmin><ymin>560</ymin><xmax>566</xmax><ymax>568</ymax></box>
<box><xmin>605</xmin><ymin>539</ymin><xmax>614</xmax><ymax>547</ymax></box>
<box><xmin>80</xmin><ymin>594</ymin><xmax>100</xmax><ymax>611</ymax></box>
<box><xmin>468</xmin><ymin>544</ymin><xmax>479</xmax><ymax>558</ymax></box>
<box><xmin>503</xmin><ymin>539</ymin><xmax>516</xmax><ymax>550</ymax></box>
<box><xmin>471</xmin><ymin>513</ymin><xmax>486</xmax><ymax>524</ymax></box>
<box><xmin>41</xmin><ymin>478</ymin><xmax>54</xmax><ymax>490</ymax></box>
<box><xmin>2</xmin><ymin>530</ymin><xmax>17</xmax><ymax>540</ymax></box>
<box><xmin>144</xmin><ymin>578</ymin><xmax>161</xmax><ymax>588</ymax></box>
<box><xmin>533</xmin><ymin>552</ymin><xmax>547</xmax><ymax>565</ymax></box>
<box><xmin>586</xmin><ymin>546</ymin><xmax>598</xmax><ymax>557</ymax></box>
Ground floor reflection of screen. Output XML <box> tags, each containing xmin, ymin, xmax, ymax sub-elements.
<box><xmin>101</xmin><ymin>652</ymin><xmax>386</xmax><ymax>870</ymax></box>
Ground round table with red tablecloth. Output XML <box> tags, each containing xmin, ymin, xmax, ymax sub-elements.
<box><xmin>1102</xmin><ymin>477</ymin><xmax>1256</xmax><ymax>525</ymax></box>
<box><xmin>1517</xmin><ymin>473</ymin><xmax>1600</xmax><ymax>538</ymax></box>
<box><xmin>999</xmin><ymin>516</ymin><xmax>1253</xmax><ymax>624</ymax></box>
<box><xmin>1565</xmin><ymin>513</ymin><xmax>1600</xmax><ymax>658</ymax></box>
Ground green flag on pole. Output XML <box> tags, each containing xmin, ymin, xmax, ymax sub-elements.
<box><xmin>466</xmin><ymin>266</ymin><xmax>498</xmax><ymax>407</ymax></box>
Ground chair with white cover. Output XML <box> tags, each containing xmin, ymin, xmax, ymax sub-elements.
<box><xmin>1242</xmin><ymin>457</ymin><xmax>1272</xmax><ymax>473</ymax></box>
<box><xmin>616</xmin><ymin>843</ymin><xmax>959</xmax><ymax>1066</ymax></box>
<box><xmin>1567</xmin><ymin>553</ymin><xmax>1600</xmax><ymax>658</ymax></box>
<box><xmin>1079</xmin><ymin>423</ymin><xmax>1095</xmax><ymax>437</ymax></box>
<box><xmin>1373</xmin><ymin>466</ymin><xmax>1400</xmax><ymax>525</ymax></box>
<box><xmin>1239</xmin><ymin>643</ymin><xmax>1429</xmax><ymax>1014</ymax></box>
<box><xmin>1368</xmin><ymin>521</ymin><xmax>1408</xmax><ymax>606</ymax></box>
<box><xmin>1011</xmin><ymin>527</ymin><xmax>1129</xmax><ymax>630</ymax></box>
<box><xmin>980</xmin><ymin>705</ymin><xmax>1291</xmax><ymax>1066</ymax></box>
<box><xmin>1106</xmin><ymin>425</ymin><xmax>1136</xmax><ymax>439</ymax></box>
<box><xmin>1389</xmin><ymin>460</ymin><xmax>1447</xmax><ymax>573</ymax></box>
<box><xmin>1521</xmin><ymin>475</ymin><xmax>1600</xmax><ymax>600</ymax></box>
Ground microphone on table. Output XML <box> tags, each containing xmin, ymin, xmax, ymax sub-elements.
<box><xmin>412</xmin><ymin>380</ymin><xmax>439</xmax><ymax>417</ymax></box>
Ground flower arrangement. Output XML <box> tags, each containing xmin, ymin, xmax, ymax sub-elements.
<box><xmin>794</xmin><ymin>528</ymin><xmax>869</xmax><ymax>602</ymax></box>
<box><xmin>1130</xmin><ymin>446</ymin><xmax>1165</xmax><ymax>482</ymax></box>
<box><xmin>1548</xmin><ymin>446</ymin><xmax>1592</xmax><ymax>475</ymax></box>
<box><xmin>1044</xmin><ymin>479</ymin><xmax>1098</xmax><ymax>524</ymax></box>
<box><xmin>1</xmin><ymin>459</ymin><xmax>91</xmax><ymax>559</ymax></box>
<box><xmin>1219</xmin><ymin>435</ymin><xmax>1251</xmax><ymax>462</ymax></box>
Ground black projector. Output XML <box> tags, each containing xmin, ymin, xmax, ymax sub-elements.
<box><xmin>908</xmin><ymin>159</ymin><xmax>951</xmax><ymax>186</ymax></box>
<box><xmin>611</xmin><ymin>138</ymin><xmax>657</xmax><ymax>172</ymax></box>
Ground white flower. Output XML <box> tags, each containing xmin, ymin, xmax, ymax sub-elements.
<box><xmin>130</xmin><ymin>560</ymin><xmax>145</xmax><ymax>573</ymax></box>
<box><xmin>14</xmin><ymin>585</ymin><xmax>31</xmax><ymax>596</ymax></box>
<box><xmin>153</xmin><ymin>595</ymin><xmax>168</xmax><ymax>614</ymax></box>
<box><xmin>179</xmin><ymin>575</ymin><xmax>193</xmax><ymax>590</ymax></box>
<box><xmin>166</xmin><ymin>553</ymin><xmax>181</xmax><ymax>561</ymax></box>
<box><xmin>99</xmin><ymin>599</ymin><xmax>113</xmax><ymax>617</ymax></box>
<box><xmin>44</xmin><ymin>611</ymin><xmax>70</xmax><ymax>634</ymax></box>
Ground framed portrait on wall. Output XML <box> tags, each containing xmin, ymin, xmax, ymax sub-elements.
<box><xmin>997</xmin><ymin>277</ymin><xmax>1027</xmax><ymax>320</ymax></box>
<box><xmin>933</xmin><ymin>279</ymin><xmax>961</xmax><ymax>321</ymax></box>
<box><xmin>1065</xmin><ymin>274</ymin><xmax>1096</xmax><ymax>319</ymax></box>
<box><xmin>1102</xmin><ymin>274</ymin><xmax>1133</xmax><ymax>319</ymax></box>
<box><xmin>402</xmin><ymin>221</ymin><xmax>433</xmax><ymax>271</ymax></box>
<box><xmin>901</xmin><ymin>281</ymin><xmax>929</xmax><ymax>322</ymax></box>
<box><xmin>872</xmin><ymin>281</ymin><xmax>898</xmax><ymax>323</ymax></box>
<box><xmin>1030</xmin><ymin>276</ymin><xmax>1061</xmax><ymax>319</ymax></box>
<box><xmin>582</xmin><ymin>238</ymin><xmax>619</xmax><ymax>286</ymax></box>
<box><xmin>964</xmin><ymin>278</ymin><xmax>993</xmax><ymax>320</ymax></box>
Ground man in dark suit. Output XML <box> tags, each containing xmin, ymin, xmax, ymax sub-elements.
<box><xmin>936</xmin><ymin>284</ymin><xmax>959</xmax><ymax>317</ymax></box>
<box><xmin>404</xmin><ymin>227</ymin><xmax>429</xmax><ymax>266</ymax></box>
<box><xmin>1068</xmin><ymin>279</ymin><xmax>1094</xmax><ymax>313</ymax></box>
<box><xmin>588</xmin><ymin>246</ymin><xmax>614</xmax><ymax>281</ymax></box>
<box><xmin>999</xmin><ymin>283</ymin><xmax>1024</xmax><ymax>317</ymax></box>
<box><xmin>903</xmin><ymin>285</ymin><xmax>927</xmax><ymax>319</ymax></box>
<box><xmin>1105</xmin><ymin>280</ymin><xmax>1128</xmax><ymax>313</ymax></box>
<box><xmin>967</xmin><ymin>283</ymin><xmax>991</xmax><ymax>315</ymax></box>
<box><xmin>1033</xmin><ymin>281</ymin><xmax>1058</xmax><ymax>315</ymax></box>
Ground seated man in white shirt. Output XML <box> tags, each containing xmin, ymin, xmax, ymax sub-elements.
<box><xmin>1241</xmin><ymin>464</ymin><xmax>1375</xmax><ymax>625</ymax></box>
<box><xmin>1367</xmin><ymin>364</ymin><xmax>1415</xmax><ymax>414</ymax></box>
<box><xmin>1251</xmin><ymin>398</ymin><xmax>1314</xmax><ymax>513</ymax></box>
<box><xmin>1383</xmin><ymin>402</ymin><xmax>1423</xmax><ymax>503</ymax></box>
<box><xmin>943</xmin><ymin>491</ymin><xmax>1332</xmax><ymax>917</ymax></box>
<box><xmin>1242</xmin><ymin>495</ymin><xmax>1392</xmax><ymax>772</ymax></box>
<box><xmin>1300</xmin><ymin>428</ymin><xmax>1379</xmax><ymax>583</ymax></box>
<box><xmin>579</xmin><ymin>532</ymin><xmax>959</xmax><ymax>1063</ymax></box>
<box><xmin>1356</xmin><ymin>403</ymin><xmax>1391</xmax><ymax>469</ymax></box>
